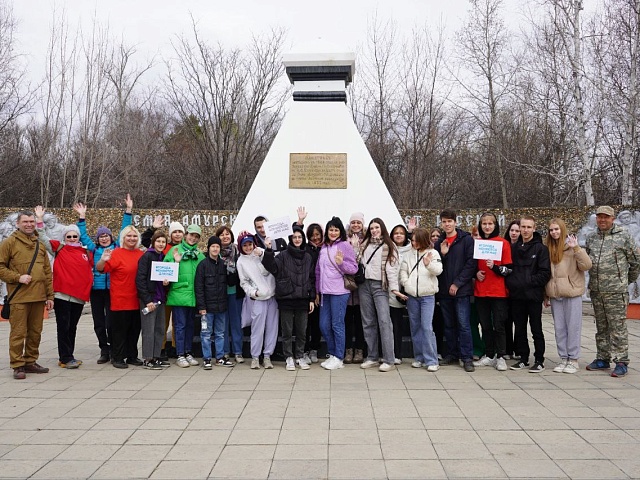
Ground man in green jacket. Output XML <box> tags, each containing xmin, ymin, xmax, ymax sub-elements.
<box><xmin>585</xmin><ymin>206</ymin><xmax>640</xmax><ymax>377</ymax></box>
<box><xmin>0</xmin><ymin>211</ymin><xmax>54</xmax><ymax>379</ymax></box>
<box><xmin>164</xmin><ymin>224</ymin><xmax>205</xmax><ymax>368</ymax></box>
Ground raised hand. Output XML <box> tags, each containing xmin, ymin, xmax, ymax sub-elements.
<box><xmin>349</xmin><ymin>234</ymin><xmax>360</xmax><ymax>249</ymax></box>
<box><xmin>101</xmin><ymin>248</ymin><xmax>113</xmax><ymax>262</ymax></box>
<box><xmin>152</xmin><ymin>215</ymin><xmax>164</xmax><ymax>229</ymax></box>
<box><xmin>567</xmin><ymin>234</ymin><xmax>578</xmax><ymax>248</ymax></box>
<box><xmin>173</xmin><ymin>248</ymin><xmax>182</xmax><ymax>262</ymax></box>
<box><xmin>335</xmin><ymin>249</ymin><xmax>344</xmax><ymax>265</ymax></box>
<box><xmin>264</xmin><ymin>237</ymin><xmax>272</xmax><ymax>249</ymax></box>
<box><xmin>296</xmin><ymin>206</ymin><xmax>308</xmax><ymax>225</ymax></box>
<box><xmin>124</xmin><ymin>193</ymin><xmax>133</xmax><ymax>213</ymax></box>
<box><xmin>34</xmin><ymin>205</ymin><xmax>45</xmax><ymax>221</ymax></box>
<box><xmin>423</xmin><ymin>252</ymin><xmax>433</xmax><ymax>266</ymax></box>
<box><xmin>440</xmin><ymin>241</ymin><xmax>449</xmax><ymax>255</ymax></box>
<box><xmin>408</xmin><ymin>216</ymin><xmax>417</xmax><ymax>233</ymax></box>
<box><xmin>73</xmin><ymin>203</ymin><xmax>87</xmax><ymax>219</ymax></box>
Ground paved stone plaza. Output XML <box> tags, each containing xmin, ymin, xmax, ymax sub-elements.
<box><xmin>0</xmin><ymin>308</ymin><xmax>639</xmax><ymax>479</ymax></box>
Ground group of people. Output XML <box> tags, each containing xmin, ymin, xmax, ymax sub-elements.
<box><xmin>0</xmin><ymin>202</ymin><xmax>637</xmax><ymax>380</ymax></box>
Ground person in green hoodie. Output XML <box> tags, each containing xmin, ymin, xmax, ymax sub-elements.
<box><xmin>164</xmin><ymin>224</ymin><xmax>205</xmax><ymax>368</ymax></box>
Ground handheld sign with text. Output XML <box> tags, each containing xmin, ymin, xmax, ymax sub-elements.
<box><xmin>150</xmin><ymin>262</ymin><xmax>179</xmax><ymax>282</ymax></box>
<box><xmin>264</xmin><ymin>216</ymin><xmax>293</xmax><ymax>241</ymax></box>
<box><xmin>473</xmin><ymin>239</ymin><xmax>503</xmax><ymax>261</ymax></box>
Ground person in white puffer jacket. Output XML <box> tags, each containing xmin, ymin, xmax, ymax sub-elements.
<box><xmin>400</xmin><ymin>227</ymin><xmax>443</xmax><ymax>372</ymax></box>
<box><xmin>236</xmin><ymin>231</ymin><xmax>277</xmax><ymax>370</ymax></box>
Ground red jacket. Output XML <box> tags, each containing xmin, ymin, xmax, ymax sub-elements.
<box><xmin>50</xmin><ymin>240</ymin><xmax>94</xmax><ymax>302</ymax></box>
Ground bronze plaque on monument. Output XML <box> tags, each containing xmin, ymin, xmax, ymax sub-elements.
<box><xmin>289</xmin><ymin>153</ymin><xmax>347</xmax><ymax>189</ymax></box>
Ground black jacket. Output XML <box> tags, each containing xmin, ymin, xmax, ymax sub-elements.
<box><xmin>262</xmin><ymin>244</ymin><xmax>316</xmax><ymax>310</ymax></box>
<box><xmin>194</xmin><ymin>256</ymin><xmax>229</xmax><ymax>313</ymax></box>
<box><xmin>505</xmin><ymin>232</ymin><xmax>551</xmax><ymax>302</ymax></box>
<box><xmin>434</xmin><ymin>228</ymin><xmax>476</xmax><ymax>298</ymax></box>
<box><xmin>136</xmin><ymin>249</ymin><xmax>167</xmax><ymax>305</ymax></box>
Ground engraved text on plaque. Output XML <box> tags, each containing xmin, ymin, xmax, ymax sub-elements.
<box><xmin>289</xmin><ymin>153</ymin><xmax>347</xmax><ymax>189</ymax></box>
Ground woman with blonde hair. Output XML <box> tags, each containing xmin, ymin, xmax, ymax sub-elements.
<box><xmin>97</xmin><ymin>225</ymin><xmax>144</xmax><ymax>369</ymax></box>
<box><xmin>545</xmin><ymin>218</ymin><xmax>592</xmax><ymax>374</ymax></box>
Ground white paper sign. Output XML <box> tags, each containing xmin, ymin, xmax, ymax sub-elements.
<box><xmin>264</xmin><ymin>216</ymin><xmax>293</xmax><ymax>240</ymax></box>
<box><xmin>150</xmin><ymin>261</ymin><xmax>179</xmax><ymax>282</ymax></box>
<box><xmin>473</xmin><ymin>239</ymin><xmax>503</xmax><ymax>261</ymax></box>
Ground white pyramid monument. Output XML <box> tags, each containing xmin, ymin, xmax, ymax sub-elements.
<box><xmin>232</xmin><ymin>48</ymin><xmax>404</xmax><ymax>235</ymax></box>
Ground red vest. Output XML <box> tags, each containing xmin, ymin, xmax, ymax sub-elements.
<box><xmin>50</xmin><ymin>241</ymin><xmax>94</xmax><ymax>302</ymax></box>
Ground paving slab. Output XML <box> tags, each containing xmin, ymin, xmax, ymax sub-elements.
<box><xmin>0</xmin><ymin>310</ymin><xmax>638</xmax><ymax>479</ymax></box>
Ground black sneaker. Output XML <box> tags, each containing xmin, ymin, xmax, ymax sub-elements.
<box><xmin>203</xmin><ymin>358</ymin><xmax>212</xmax><ymax>370</ymax></box>
<box><xmin>143</xmin><ymin>360</ymin><xmax>162</xmax><ymax>370</ymax></box>
<box><xmin>529</xmin><ymin>362</ymin><xmax>545</xmax><ymax>373</ymax></box>
<box><xmin>439</xmin><ymin>356</ymin><xmax>457</xmax><ymax>366</ymax></box>
<box><xmin>97</xmin><ymin>354</ymin><xmax>110</xmax><ymax>364</ymax></box>
<box><xmin>112</xmin><ymin>361</ymin><xmax>128</xmax><ymax>369</ymax></box>
<box><xmin>463</xmin><ymin>360</ymin><xmax>475</xmax><ymax>372</ymax></box>
<box><xmin>126</xmin><ymin>358</ymin><xmax>143</xmax><ymax>366</ymax></box>
<box><xmin>216</xmin><ymin>357</ymin><xmax>235</xmax><ymax>367</ymax></box>
<box><xmin>155</xmin><ymin>359</ymin><xmax>170</xmax><ymax>368</ymax></box>
<box><xmin>510</xmin><ymin>361</ymin><xmax>530</xmax><ymax>370</ymax></box>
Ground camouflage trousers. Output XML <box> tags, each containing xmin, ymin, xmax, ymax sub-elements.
<box><xmin>590</xmin><ymin>292</ymin><xmax>629</xmax><ymax>364</ymax></box>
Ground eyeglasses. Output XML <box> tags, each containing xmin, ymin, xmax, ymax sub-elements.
<box><xmin>66</xmin><ymin>235</ymin><xmax>78</xmax><ymax>239</ymax></box>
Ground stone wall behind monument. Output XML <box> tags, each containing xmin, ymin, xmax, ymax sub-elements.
<box><xmin>0</xmin><ymin>206</ymin><xmax>618</xmax><ymax>241</ymax></box>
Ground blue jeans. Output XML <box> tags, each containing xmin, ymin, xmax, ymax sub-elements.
<box><xmin>439</xmin><ymin>296</ymin><xmax>473</xmax><ymax>361</ymax></box>
<box><xmin>406</xmin><ymin>295</ymin><xmax>437</xmax><ymax>366</ymax></box>
<box><xmin>319</xmin><ymin>294</ymin><xmax>349</xmax><ymax>360</ymax></box>
<box><xmin>224</xmin><ymin>294</ymin><xmax>244</xmax><ymax>355</ymax></box>
<box><xmin>172</xmin><ymin>306</ymin><xmax>196</xmax><ymax>356</ymax></box>
<box><xmin>201</xmin><ymin>312</ymin><xmax>226</xmax><ymax>360</ymax></box>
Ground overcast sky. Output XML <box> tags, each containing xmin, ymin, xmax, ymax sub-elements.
<box><xmin>11</xmin><ymin>0</ymin><xmax>604</xmax><ymax>90</ymax></box>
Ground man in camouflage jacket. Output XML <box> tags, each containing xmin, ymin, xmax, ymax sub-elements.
<box><xmin>585</xmin><ymin>206</ymin><xmax>640</xmax><ymax>377</ymax></box>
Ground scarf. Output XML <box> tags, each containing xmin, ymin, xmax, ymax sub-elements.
<box><xmin>220</xmin><ymin>243</ymin><xmax>237</xmax><ymax>273</ymax></box>
<box><xmin>180</xmin><ymin>240</ymin><xmax>200</xmax><ymax>260</ymax></box>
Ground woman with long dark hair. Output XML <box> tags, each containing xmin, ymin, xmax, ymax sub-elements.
<box><xmin>304</xmin><ymin>223</ymin><xmax>324</xmax><ymax>363</ymax></box>
<box><xmin>358</xmin><ymin>218</ymin><xmax>401</xmax><ymax>372</ymax></box>
<box><xmin>503</xmin><ymin>220</ymin><xmax>521</xmax><ymax>360</ymax></box>
<box><xmin>315</xmin><ymin>217</ymin><xmax>358</xmax><ymax>370</ymax></box>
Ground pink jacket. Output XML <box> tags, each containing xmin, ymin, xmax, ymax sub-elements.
<box><xmin>315</xmin><ymin>240</ymin><xmax>358</xmax><ymax>295</ymax></box>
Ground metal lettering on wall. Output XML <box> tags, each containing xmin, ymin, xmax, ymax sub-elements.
<box><xmin>289</xmin><ymin>153</ymin><xmax>347</xmax><ymax>189</ymax></box>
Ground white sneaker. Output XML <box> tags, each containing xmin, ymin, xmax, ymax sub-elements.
<box><xmin>563</xmin><ymin>360</ymin><xmax>579</xmax><ymax>374</ymax></box>
<box><xmin>250</xmin><ymin>357</ymin><xmax>261</xmax><ymax>369</ymax></box>
<box><xmin>394</xmin><ymin>358</ymin><xmax>402</xmax><ymax>365</ymax></box>
<box><xmin>496</xmin><ymin>357</ymin><xmax>508</xmax><ymax>371</ymax></box>
<box><xmin>426</xmin><ymin>364</ymin><xmax>439</xmax><ymax>372</ymax></box>
<box><xmin>263</xmin><ymin>356</ymin><xmax>273</xmax><ymax>369</ymax></box>
<box><xmin>411</xmin><ymin>361</ymin><xmax>425</xmax><ymax>368</ymax></box>
<box><xmin>310</xmin><ymin>350</ymin><xmax>319</xmax><ymax>363</ymax></box>
<box><xmin>473</xmin><ymin>355</ymin><xmax>497</xmax><ymax>367</ymax></box>
<box><xmin>321</xmin><ymin>355</ymin><xmax>334</xmax><ymax>369</ymax></box>
<box><xmin>553</xmin><ymin>359</ymin><xmax>568</xmax><ymax>373</ymax></box>
<box><xmin>325</xmin><ymin>357</ymin><xmax>344</xmax><ymax>370</ymax></box>
<box><xmin>176</xmin><ymin>356</ymin><xmax>190</xmax><ymax>368</ymax></box>
<box><xmin>185</xmin><ymin>354</ymin><xmax>199</xmax><ymax>366</ymax></box>
<box><xmin>379</xmin><ymin>362</ymin><xmax>394</xmax><ymax>372</ymax></box>
<box><xmin>285</xmin><ymin>357</ymin><xmax>295</xmax><ymax>371</ymax></box>
<box><xmin>303</xmin><ymin>352</ymin><xmax>312</xmax><ymax>365</ymax></box>
<box><xmin>235</xmin><ymin>355</ymin><xmax>244</xmax><ymax>364</ymax></box>
<box><xmin>297</xmin><ymin>358</ymin><xmax>311</xmax><ymax>370</ymax></box>
<box><xmin>360</xmin><ymin>359</ymin><xmax>378</xmax><ymax>369</ymax></box>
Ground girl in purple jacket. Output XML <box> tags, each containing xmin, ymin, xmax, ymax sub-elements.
<box><xmin>315</xmin><ymin>217</ymin><xmax>358</xmax><ymax>370</ymax></box>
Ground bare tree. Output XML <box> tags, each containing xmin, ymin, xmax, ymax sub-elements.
<box><xmin>164</xmin><ymin>21</ymin><xmax>287</xmax><ymax>209</ymax></box>
<box><xmin>453</xmin><ymin>0</ymin><xmax>520</xmax><ymax>208</ymax></box>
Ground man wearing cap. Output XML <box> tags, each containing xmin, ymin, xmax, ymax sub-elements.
<box><xmin>0</xmin><ymin>211</ymin><xmax>54</xmax><ymax>379</ymax></box>
<box><xmin>164</xmin><ymin>224</ymin><xmax>205</xmax><ymax>368</ymax></box>
<box><xmin>585</xmin><ymin>206</ymin><xmax>640</xmax><ymax>377</ymax></box>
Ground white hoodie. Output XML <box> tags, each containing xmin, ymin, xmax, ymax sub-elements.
<box><xmin>237</xmin><ymin>252</ymin><xmax>276</xmax><ymax>300</ymax></box>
